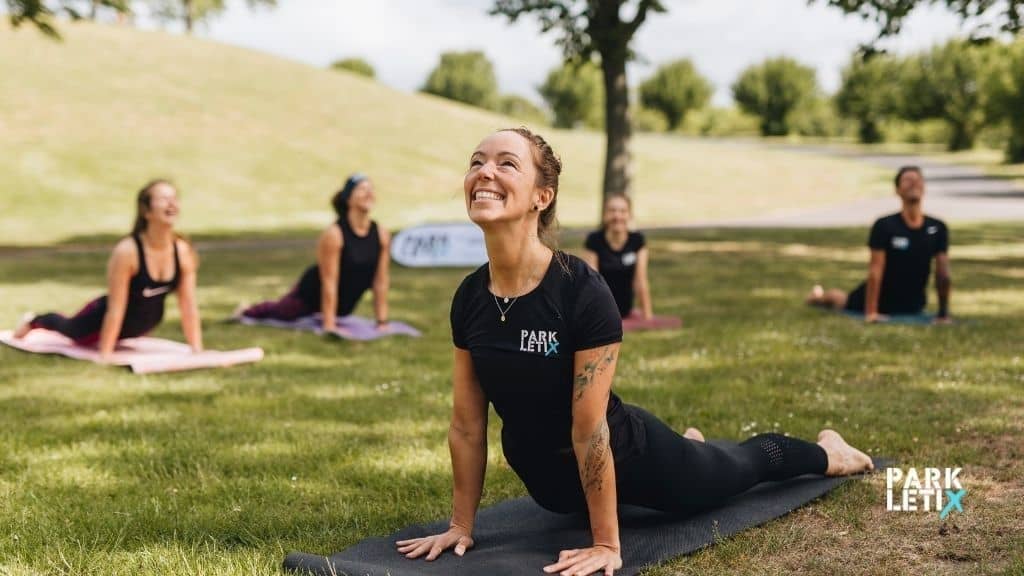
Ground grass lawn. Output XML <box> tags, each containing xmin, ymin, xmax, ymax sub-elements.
<box><xmin>0</xmin><ymin>22</ymin><xmax>892</xmax><ymax>246</ymax></box>
<box><xmin>1</xmin><ymin>224</ymin><xmax>1022</xmax><ymax>575</ymax></box>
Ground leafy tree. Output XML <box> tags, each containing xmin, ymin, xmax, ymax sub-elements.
<box><xmin>421</xmin><ymin>51</ymin><xmax>499</xmax><ymax>110</ymax></box>
<box><xmin>145</xmin><ymin>0</ymin><xmax>276</xmax><ymax>34</ymax></box>
<box><xmin>986</xmin><ymin>40</ymin><xmax>1024</xmax><ymax>162</ymax></box>
<box><xmin>538</xmin><ymin>61</ymin><xmax>603</xmax><ymax>129</ymax></box>
<box><xmin>817</xmin><ymin>0</ymin><xmax>1023</xmax><ymax>40</ymax></box>
<box><xmin>5</xmin><ymin>0</ymin><xmax>129</xmax><ymax>36</ymax></box>
<box><xmin>901</xmin><ymin>40</ymin><xmax>994</xmax><ymax>151</ymax></box>
<box><xmin>638</xmin><ymin>58</ymin><xmax>712</xmax><ymax>131</ymax></box>
<box><xmin>496</xmin><ymin>94</ymin><xmax>550</xmax><ymax>126</ymax></box>
<box><xmin>331</xmin><ymin>57</ymin><xmax>375</xmax><ymax>79</ymax></box>
<box><xmin>835</xmin><ymin>53</ymin><xmax>903</xmax><ymax>143</ymax></box>
<box><xmin>731</xmin><ymin>57</ymin><xmax>818</xmax><ymax>137</ymax></box>
<box><xmin>491</xmin><ymin>0</ymin><xmax>667</xmax><ymax>200</ymax></box>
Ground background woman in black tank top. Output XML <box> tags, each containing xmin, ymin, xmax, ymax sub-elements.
<box><xmin>239</xmin><ymin>174</ymin><xmax>392</xmax><ymax>333</ymax></box>
<box><xmin>583</xmin><ymin>194</ymin><xmax>654</xmax><ymax>319</ymax></box>
<box><xmin>396</xmin><ymin>129</ymin><xmax>875</xmax><ymax>575</ymax></box>
<box><xmin>14</xmin><ymin>180</ymin><xmax>203</xmax><ymax>361</ymax></box>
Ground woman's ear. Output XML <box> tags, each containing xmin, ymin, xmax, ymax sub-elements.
<box><xmin>535</xmin><ymin>186</ymin><xmax>555</xmax><ymax>211</ymax></box>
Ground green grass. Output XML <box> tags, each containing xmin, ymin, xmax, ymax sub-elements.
<box><xmin>1</xmin><ymin>225</ymin><xmax>1022</xmax><ymax>575</ymax></box>
<box><xmin>0</xmin><ymin>21</ymin><xmax>893</xmax><ymax>246</ymax></box>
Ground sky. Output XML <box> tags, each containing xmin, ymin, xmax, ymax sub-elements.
<box><xmin>134</xmin><ymin>0</ymin><xmax>969</xmax><ymax>106</ymax></box>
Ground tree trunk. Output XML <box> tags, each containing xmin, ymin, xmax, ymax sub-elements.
<box><xmin>1008</xmin><ymin>120</ymin><xmax>1024</xmax><ymax>164</ymax></box>
<box><xmin>599</xmin><ymin>48</ymin><xmax>632</xmax><ymax>203</ymax></box>
<box><xmin>947</xmin><ymin>121</ymin><xmax>975</xmax><ymax>151</ymax></box>
<box><xmin>89</xmin><ymin>0</ymin><xmax>99</xmax><ymax>20</ymax></box>
<box><xmin>858</xmin><ymin>118</ymin><xmax>883</xmax><ymax>144</ymax></box>
<box><xmin>184</xmin><ymin>0</ymin><xmax>194</xmax><ymax>33</ymax></box>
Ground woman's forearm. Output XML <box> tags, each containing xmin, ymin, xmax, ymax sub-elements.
<box><xmin>373</xmin><ymin>283</ymin><xmax>389</xmax><ymax>324</ymax></box>
<box><xmin>98</xmin><ymin>309</ymin><xmax>125</xmax><ymax>357</ymax></box>
<box><xmin>448</xmin><ymin>426</ymin><xmax>487</xmax><ymax>531</ymax></box>
<box><xmin>572</xmin><ymin>418</ymin><xmax>620</xmax><ymax>550</ymax></box>
<box><xmin>320</xmin><ymin>287</ymin><xmax>338</xmax><ymax>330</ymax></box>
<box><xmin>636</xmin><ymin>279</ymin><xmax>653</xmax><ymax>318</ymax></box>
<box><xmin>180</xmin><ymin>298</ymin><xmax>203</xmax><ymax>351</ymax></box>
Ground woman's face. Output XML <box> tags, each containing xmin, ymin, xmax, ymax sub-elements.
<box><xmin>464</xmin><ymin>131</ymin><xmax>539</xmax><ymax>226</ymax></box>
<box><xmin>145</xmin><ymin>182</ymin><xmax>180</xmax><ymax>228</ymax></box>
<box><xmin>348</xmin><ymin>180</ymin><xmax>376</xmax><ymax>213</ymax></box>
<box><xmin>603</xmin><ymin>196</ymin><xmax>631</xmax><ymax>231</ymax></box>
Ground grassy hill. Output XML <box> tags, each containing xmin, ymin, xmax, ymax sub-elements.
<box><xmin>0</xmin><ymin>22</ymin><xmax>891</xmax><ymax>245</ymax></box>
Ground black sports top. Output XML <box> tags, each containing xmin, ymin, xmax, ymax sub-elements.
<box><xmin>92</xmin><ymin>234</ymin><xmax>180</xmax><ymax>337</ymax></box>
<box><xmin>585</xmin><ymin>230</ymin><xmax>646</xmax><ymax>317</ymax></box>
<box><xmin>868</xmin><ymin>213</ymin><xmax>948</xmax><ymax>313</ymax></box>
<box><xmin>451</xmin><ymin>253</ymin><xmax>645</xmax><ymax>464</ymax></box>
<box><xmin>297</xmin><ymin>218</ymin><xmax>381</xmax><ymax>317</ymax></box>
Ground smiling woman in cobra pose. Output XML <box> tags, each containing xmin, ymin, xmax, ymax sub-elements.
<box><xmin>238</xmin><ymin>174</ymin><xmax>392</xmax><ymax>333</ymax></box>
<box><xmin>14</xmin><ymin>179</ymin><xmax>202</xmax><ymax>360</ymax></box>
<box><xmin>395</xmin><ymin>128</ymin><xmax>874</xmax><ymax>576</ymax></box>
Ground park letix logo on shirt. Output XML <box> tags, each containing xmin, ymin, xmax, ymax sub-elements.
<box><xmin>621</xmin><ymin>252</ymin><xmax>637</xmax><ymax>266</ymax></box>
<box><xmin>520</xmin><ymin>330</ymin><xmax>560</xmax><ymax>357</ymax></box>
<box><xmin>886</xmin><ymin>467</ymin><xmax>966</xmax><ymax>519</ymax></box>
<box><xmin>891</xmin><ymin>236</ymin><xmax>910</xmax><ymax>250</ymax></box>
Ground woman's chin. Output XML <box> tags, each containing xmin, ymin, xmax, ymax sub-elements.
<box><xmin>468</xmin><ymin>206</ymin><xmax>507</xmax><ymax>226</ymax></box>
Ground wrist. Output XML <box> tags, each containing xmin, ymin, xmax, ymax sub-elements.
<box><xmin>593</xmin><ymin>541</ymin><xmax>620</xmax><ymax>553</ymax></box>
<box><xmin>938</xmin><ymin>305</ymin><xmax>949</xmax><ymax>318</ymax></box>
<box><xmin>449</xmin><ymin>520</ymin><xmax>472</xmax><ymax>534</ymax></box>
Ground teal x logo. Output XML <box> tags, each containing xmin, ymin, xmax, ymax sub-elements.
<box><xmin>545</xmin><ymin>340</ymin><xmax>560</xmax><ymax>357</ymax></box>
<box><xmin>940</xmin><ymin>489</ymin><xmax>966</xmax><ymax>519</ymax></box>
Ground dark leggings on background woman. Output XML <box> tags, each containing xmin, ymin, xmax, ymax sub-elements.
<box><xmin>511</xmin><ymin>405</ymin><xmax>828</xmax><ymax>516</ymax></box>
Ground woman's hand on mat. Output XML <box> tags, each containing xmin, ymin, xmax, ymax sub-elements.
<box><xmin>544</xmin><ymin>545</ymin><xmax>622</xmax><ymax>576</ymax></box>
<box><xmin>865</xmin><ymin>313</ymin><xmax>889</xmax><ymax>324</ymax></box>
<box><xmin>395</xmin><ymin>526</ymin><xmax>474</xmax><ymax>560</ymax></box>
<box><xmin>375</xmin><ymin>321</ymin><xmax>391</xmax><ymax>332</ymax></box>
<box><xmin>933</xmin><ymin>315</ymin><xmax>953</xmax><ymax>325</ymax></box>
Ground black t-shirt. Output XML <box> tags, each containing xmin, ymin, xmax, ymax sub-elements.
<box><xmin>868</xmin><ymin>213</ymin><xmax>949</xmax><ymax>313</ymax></box>
<box><xmin>450</xmin><ymin>253</ymin><xmax>642</xmax><ymax>465</ymax></box>
<box><xmin>584</xmin><ymin>230</ymin><xmax>646</xmax><ymax>317</ymax></box>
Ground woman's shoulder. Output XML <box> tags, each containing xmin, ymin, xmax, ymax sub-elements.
<box><xmin>584</xmin><ymin>230</ymin><xmax>604</xmax><ymax>249</ymax></box>
<box><xmin>555</xmin><ymin>252</ymin><xmax>606</xmax><ymax>287</ymax></box>
<box><xmin>455</xmin><ymin>262</ymin><xmax>488</xmax><ymax>296</ymax></box>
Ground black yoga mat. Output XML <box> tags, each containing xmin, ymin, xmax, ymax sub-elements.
<box><xmin>284</xmin><ymin>457</ymin><xmax>886</xmax><ymax>576</ymax></box>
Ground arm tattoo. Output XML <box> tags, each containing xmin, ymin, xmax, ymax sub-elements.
<box><xmin>573</xmin><ymin>346</ymin><xmax>617</xmax><ymax>401</ymax></box>
<box><xmin>581</xmin><ymin>420</ymin><xmax>610</xmax><ymax>493</ymax></box>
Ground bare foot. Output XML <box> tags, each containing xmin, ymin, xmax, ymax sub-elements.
<box><xmin>683</xmin><ymin>427</ymin><xmax>705</xmax><ymax>442</ymax></box>
<box><xmin>805</xmin><ymin>284</ymin><xmax>825</xmax><ymax>305</ymax></box>
<box><xmin>817</xmin><ymin>429</ymin><xmax>874</xmax><ymax>476</ymax></box>
<box><xmin>231</xmin><ymin>302</ymin><xmax>249</xmax><ymax>320</ymax></box>
<box><xmin>13</xmin><ymin>313</ymin><xmax>35</xmax><ymax>339</ymax></box>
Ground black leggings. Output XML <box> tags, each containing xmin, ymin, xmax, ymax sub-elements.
<box><xmin>512</xmin><ymin>405</ymin><xmax>828</xmax><ymax>516</ymax></box>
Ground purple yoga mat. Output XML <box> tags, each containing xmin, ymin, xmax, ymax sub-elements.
<box><xmin>235</xmin><ymin>314</ymin><xmax>421</xmax><ymax>340</ymax></box>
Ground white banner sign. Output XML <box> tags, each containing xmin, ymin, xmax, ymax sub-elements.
<box><xmin>391</xmin><ymin>223</ymin><xmax>488</xmax><ymax>268</ymax></box>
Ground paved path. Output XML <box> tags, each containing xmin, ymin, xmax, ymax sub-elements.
<box><xmin>687</xmin><ymin>148</ymin><xmax>1024</xmax><ymax>228</ymax></box>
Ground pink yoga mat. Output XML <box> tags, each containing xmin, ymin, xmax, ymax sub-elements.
<box><xmin>621</xmin><ymin>312</ymin><xmax>683</xmax><ymax>332</ymax></box>
<box><xmin>0</xmin><ymin>330</ymin><xmax>263</xmax><ymax>374</ymax></box>
<box><xmin>235</xmin><ymin>314</ymin><xmax>421</xmax><ymax>340</ymax></box>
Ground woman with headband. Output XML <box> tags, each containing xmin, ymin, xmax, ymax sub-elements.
<box><xmin>239</xmin><ymin>174</ymin><xmax>392</xmax><ymax>332</ymax></box>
